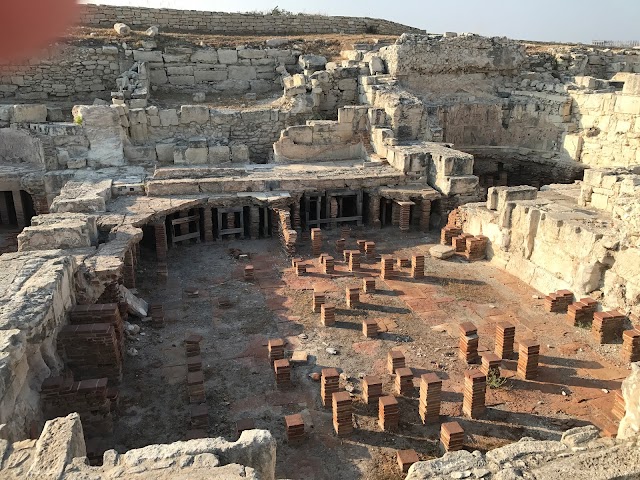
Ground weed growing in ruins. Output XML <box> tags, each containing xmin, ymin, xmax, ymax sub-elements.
<box><xmin>73</xmin><ymin>114</ymin><xmax>83</xmax><ymax>125</ymax></box>
<box><xmin>487</xmin><ymin>370</ymin><xmax>508</xmax><ymax>389</ymax></box>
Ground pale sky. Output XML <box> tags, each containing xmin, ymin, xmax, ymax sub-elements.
<box><xmin>81</xmin><ymin>0</ymin><xmax>637</xmax><ymax>44</ymax></box>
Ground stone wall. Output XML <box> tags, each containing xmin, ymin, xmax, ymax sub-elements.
<box><xmin>77</xmin><ymin>4</ymin><xmax>424</xmax><ymax>36</ymax></box>
<box><xmin>0</xmin><ymin>45</ymin><xmax>123</xmax><ymax>100</ymax></box>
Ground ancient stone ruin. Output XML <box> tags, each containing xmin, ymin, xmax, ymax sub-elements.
<box><xmin>1</xmin><ymin>4</ymin><xmax>640</xmax><ymax>479</ymax></box>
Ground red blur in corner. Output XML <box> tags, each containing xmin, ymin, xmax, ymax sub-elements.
<box><xmin>0</xmin><ymin>0</ymin><xmax>79</xmax><ymax>62</ymax></box>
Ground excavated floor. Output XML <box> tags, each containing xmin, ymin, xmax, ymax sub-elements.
<box><xmin>101</xmin><ymin>228</ymin><xmax>629</xmax><ymax>480</ymax></box>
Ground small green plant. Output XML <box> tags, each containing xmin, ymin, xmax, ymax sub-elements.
<box><xmin>73</xmin><ymin>114</ymin><xmax>83</xmax><ymax>125</ymax></box>
<box><xmin>487</xmin><ymin>369</ymin><xmax>508</xmax><ymax>389</ymax></box>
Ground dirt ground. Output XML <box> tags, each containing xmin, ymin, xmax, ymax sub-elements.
<box><xmin>103</xmin><ymin>227</ymin><xmax>631</xmax><ymax>479</ymax></box>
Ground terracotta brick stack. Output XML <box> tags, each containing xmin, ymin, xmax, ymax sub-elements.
<box><xmin>340</xmin><ymin>226</ymin><xmax>350</xmax><ymax>238</ymax></box>
<box><xmin>464</xmin><ymin>236</ymin><xmax>489</xmax><ymax>261</ymax></box>
<box><xmin>419</xmin><ymin>373</ymin><xmax>441</xmax><ymax>424</ymax></box>
<box><xmin>332</xmin><ymin>391</ymin><xmax>354</xmax><ymax>436</ymax></box>
<box><xmin>544</xmin><ymin>290</ymin><xmax>574</xmax><ymax>313</ymax></box>
<box><xmin>274</xmin><ymin>359</ymin><xmax>291</xmax><ymax>389</ymax></box>
<box><xmin>397</xmin><ymin>257</ymin><xmax>410</xmax><ymax>268</ymax></box>
<box><xmin>480</xmin><ymin>352</ymin><xmax>502</xmax><ymax>377</ymax></box>
<box><xmin>399</xmin><ymin>202</ymin><xmax>411</xmax><ymax>232</ymax></box>
<box><xmin>363</xmin><ymin>277</ymin><xmax>376</xmax><ymax>293</ymax></box>
<box><xmin>463</xmin><ymin>370</ymin><xmax>486</xmax><ymax>418</ymax></box>
<box><xmin>458</xmin><ymin>322</ymin><xmax>479</xmax><ymax>364</ymax></box>
<box><xmin>311</xmin><ymin>228</ymin><xmax>322</xmax><ymax>256</ymax></box>
<box><xmin>357</xmin><ymin>239</ymin><xmax>366</xmax><ymax>253</ymax></box>
<box><xmin>295</xmin><ymin>262</ymin><xmax>307</xmax><ymax>276</ymax></box>
<box><xmin>57</xmin><ymin>323</ymin><xmax>123</xmax><ymax>383</ymax></box>
<box><xmin>321</xmin><ymin>368</ymin><xmax>340</xmax><ymax>407</ymax></box>
<box><xmin>441</xmin><ymin>226</ymin><xmax>462</xmax><ymax>246</ymax></box>
<box><xmin>397</xmin><ymin>450</ymin><xmax>419</xmax><ymax>474</ymax></box>
<box><xmin>69</xmin><ymin>304</ymin><xmax>124</xmax><ymax>356</ymax></box>
<box><xmin>190</xmin><ymin>404</ymin><xmax>209</xmax><ymax>431</ymax></box>
<box><xmin>285</xmin><ymin>413</ymin><xmax>305</xmax><ymax>443</ymax></box>
<box><xmin>517</xmin><ymin>340</ymin><xmax>540</xmax><ymax>379</ymax></box>
<box><xmin>312</xmin><ymin>288</ymin><xmax>325</xmax><ymax>313</ymax></box>
<box><xmin>185</xmin><ymin>334</ymin><xmax>202</xmax><ymax>358</ymax></box>
<box><xmin>380</xmin><ymin>256</ymin><xmax>395</xmax><ymax>279</ymax></box>
<box><xmin>441</xmin><ymin>422</ymin><xmax>464</xmax><ymax>453</ymax></box>
<box><xmin>592</xmin><ymin>311</ymin><xmax>626</xmax><ymax>343</ymax></box>
<box><xmin>395</xmin><ymin>367</ymin><xmax>414</xmax><ymax>396</ymax></box>
<box><xmin>612</xmin><ymin>390</ymin><xmax>626</xmax><ymax>421</ymax></box>
<box><xmin>365</xmin><ymin>241</ymin><xmax>376</xmax><ymax>258</ymax></box>
<box><xmin>149</xmin><ymin>304</ymin><xmax>165</xmax><ymax>329</ymax></box>
<box><xmin>323</xmin><ymin>256</ymin><xmax>335</xmax><ymax>274</ymax></box>
<box><xmin>335</xmin><ymin>238</ymin><xmax>346</xmax><ymax>253</ymax></box>
<box><xmin>268</xmin><ymin>338</ymin><xmax>285</xmax><ymax>364</ymax></box>
<box><xmin>411</xmin><ymin>255</ymin><xmax>425</xmax><ymax>279</ymax></box>
<box><xmin>244</xmin><ymin>265</ymin><xmax>254</xmax><ymax>281</ymax></box>
<box><xmin>567</xmin><ymin>297</ymin><xmax>598</xmax><ymax>326</ymax></box>
<box><xmin>187</xmin><ymin>370</ymin><xmax>206</xmax><ymax>404</ymax></box>
<box><xmin>346</xmin><ymin>286</ymin><xmax>360</xmax><ymax>309</ymax></box>
<box><xmin>235</xmin><ymin>418</ymin><xmax>255</xmax><ymax>438</ymax></box>
<box><xmin>292</xmin><ymin>257</ymin><xmax>302</xmax><ymax>268</ymax></box>
<box><xmin>495</xmin><ymin>322</ymin><xmax>515</xmax><ymax>359</ymax></box>
<box><xmin>387</xmin><ymin>350</ymin><xmax>406</xmax><ymax>374</ymax></box>
<box><xmin>452</xmin><ymin>233</ymin><xmax>473</xmax><ymax>252</ymax></box>
<box><xmin>187</xmin><ymin>354</ymin><xmax>202</xmax><ymax>373</ymax></box>
<box><xmin>362</xmin><ymin>376</ymin><xmax>383</xmax><ymax>404</ymax></box>
<box><xmin>321</xmin><ymin>304</ymin><xmax>336</xmax><ymax>326</ymax></box>
<box><xmin>622</xmin><ymin>329</ymin><xmax>640</xmax><ymax>362</ymax></box>
<box><xmin>378</xmin><ymin>395</ymin><xmax>399</xmax><ymax>431</ymax></box>
<box><xmin>349</xmin><ymin>250</ymin><xmax>361</xmax><ymax>271</ymax></box>
<box><xmin>363</xmin><ymin>319</ymin><xmax>379</xmax><ymax>338</ymax></box>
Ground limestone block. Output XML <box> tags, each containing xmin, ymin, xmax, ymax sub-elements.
<box><xmin>369</xmin><ymin>56</ymin><xmax>385</xmax><ymax>75</ymax></box>
<box><xmin>228</xmin><ymin>66</ymin><xmax>257</xmax><ymax>81</ymax></box>
<box><xmin>129</xmin><ymin>123</ymin><xmax>148</xmax><ymax>143</ymax></box>
<box><xmin>114</xmin><ymin>22</ymin><xmax>130</xmax><ymax>35</ymax></box>
<box><xmin>238</xmin><ymin>49</ymin><xmax>266</xmax><ymax>59</ymax></box>
<box><xmin>249</xmin><ymin>79</ymin><xmax>274</xmax><ymax>93</ymax></box>
<box><xmin>71</xmin><ymin>105</ymin><xmax>125</xmax><ymax>167</ymax></box>
<box><xmin>214</xmin><ymin>80</ymin><xmax>250</xmax><ymax>92</ymax></box>
<box><xmin>0</xmin><ymin>105</ymin><xmax>11</xmax><ymax>122</ymax></box>
<box><xmin>218</xmin><ymin>49</ymin><xmax>239</xmax><ymax>64</ymax></box>
<box><xmin>133</xmin><ymin>50</ymin><xmax>163</xmax><ymax>62</ymax></box>
<box><xmin>150</xmin><ymin>69</ymin><xmax>168</xmax><ymax>85</ymax></box>
<box><xmin>124</xmin><ymin>145</ymin><xmax>157</xmax><ymax>163</ymax></box>
<box><xmin>168</xmin><ymin>75</ymin><xmax>195</xmax><ymax>85</ymax></box>
<box><xmin>614</xmin><ymin>95</ymin><xmax>640</xmax><ymax>115</ymax></box>
<box><xmin>622</xmin><ymin>74</ymin><xmax>640</xmax><ymax>95</ymax></box>
<box><xmin>208</xmin><ymin>145</ymin><xmax>230</xmax><ymax>164</ymax></box>
<box><xmin>167</xmin><ymin>66</ymin><xmax>194</xmax><ymax>76</ymax></box>
<box><xmin>285</xmin><ymin>125</ymin><xmax>313</xmax><ymax>145</ymax></box>
<box><xmin>10</xmin><ymin>104</ymin><xmax>47</xmax><ymax>123</ymax></box>
<box><xmin>298</xmin><ymin>54</ymin><xmax>327</xmax><ymax>71</ymax></box>
<box><xmin>434</xmin><ymin>175</ymin><xmax>479</xmax><ymax>196</ymax></box>
<box><xmin>159</xmin><ymin>109</ymin><xmax>179</xmax><ymax>126</ymax></box>
<box><xmin>590</xmin><ymin>192</ymin><xmax>610</xmax><ymax>210</ymax></box>
<box><xmin>191</xmin><ymin>49</ymin><xmax>219</xmax><ymax>63</ymax></box>
<box><xmin>195</xmin><ymin>70</ymin><xmax>228</xmax><ymax>82</ymax></box>
<box><xmin>231</xmin><ymin>144</ymin><xmax>250</xmax><ymax>163</ymax></box>
<box><xmin>185</xmin><ymin>147</ymin><xmax>208</xmax><ymax>164</ymax></box>
<box><xmin>496</xmin><ymin>186</ymin><xmax>538</xmax><ymax>213</ymax></box>
<box><xmin>563</xmin><ymin>133</ymin><xmax>583</xmax><ymax>160</ymax></box>
<box><xmin>156</xmin><ymin>142</ymin><xmax>175</xmax><ymax>162</ymax></box>
<box><xmin>128</xmin><ymin>108</ymin><xmax>148</xmax><ymax>125</ymax></box>
<box><xmin>163</xmin><ymin>54</ymin><xmax>190</xmax><ymax>62</ymax></box>
<box><xmin>149</xmin><ymin>116</ymin><xmax>160</xmax><ymax>127</ymax></box>
<box><xmin>180</xmin><ymin>105</ymin><xmax>210</xmax><ymax>124</ymax></box>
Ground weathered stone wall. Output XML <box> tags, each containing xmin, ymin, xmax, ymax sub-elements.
<box><xmin>77</xmin><ymin>4</ymin><xmax>424</xmax><ymax>36</ymax></box>
<box><xmin>0</xmin><ymin>45</ymin><xmax>123</xmax><ymax>100</ymax></box>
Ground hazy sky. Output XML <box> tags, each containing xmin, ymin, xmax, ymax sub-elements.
<box><xmin>81</xmin><ymin>0</ymin><xmax>637</xmax><ymax>44</ymax></box>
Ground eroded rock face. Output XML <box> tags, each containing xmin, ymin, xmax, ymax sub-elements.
<box><xmin>618</xmin><ymin>362</ymin><xmax>640</xmax><ymax>439</ymax></box>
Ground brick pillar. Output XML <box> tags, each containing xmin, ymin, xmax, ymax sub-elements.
<box><xmin>0</xmin><ymin>193</ymin><xmax>10</xmax><ymax>225</ymax></box>
<box><xmin>391</xmin><ymin>202</ymin><xmax>399</xmax><ymax>226</ymax></box>
<box><xmin>399</xmin><ymin>202</ymin><xmax>411</xmax><ymax>232</ymax></box>
<box><xmin>249</xmin><ymin>206</ymin><xmax>260</xmax><ymax>239</ymax></box>
<box><xmin>419</xmin><ymin>373</ymin><xmax>441</xmax><ymax>424</ymax></box>
<box><xmin>123</xmin><ymin>248</ymin><xmax>135</xmax><ymax>289</ymax></box>
<box><xmin>12</xmin><ymin>190</ymin><xmax>26</xmax><ymax>228</ymax></box>
<box><xmin>329</xmin><ymin>196</ymin><xmax>338</xmax><ymax>229</ymax></box>
<box><xmin>291</xmin><ymin>197</ymin><xmax>301</xmax><ymax>230</ymax></box>
<box><xmin>462</xmin><ymin>370</ymin><xmax>486</xmax><ymax>418</ymax></box>
<box><xmin>203</xmin><ymin>207</ymin><xmax>214</xmax><ymax>242</ymax></box>
<box><xmin>420</xmin><ymin>199</ymin><xmax>431</xmax><ymax>232</ymax></box>
<box><xmin>368</xmin><ymin>193</ymin><xmax>381</xmax><ymax>229</ymax></box>
<box><xmin>154</xmin><ymin>221</ymin><xmax>168</xmax><ymax>277</ymax></box>
<box><xmin>227</xmin><ymin>212</ymin><xmax>235</xmax><ymax>230</ymax></box>
<box><xmin>32</xmin><ymin>194</ymin><xmax>49</xmax><ymax>216</ymax></box>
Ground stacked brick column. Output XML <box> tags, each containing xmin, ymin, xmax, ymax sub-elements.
<box><xmin>295</xmin><ymin>261</ymin><xmax>307</xmax><ymax>276</ymax></box>
<box><xmin>387</xmin><ymin>350</ymin><xmax>405</xmax><ymax>373</ymax></box>
<box><xmin>567</xmin><ymin>297</ymin><xmax>597</xmax><ymax>326</ymax></box>
<box><xmin>398</xmin><ymin>450</ymin><xmax>419</xmax><ymax>474</ymax></box>
<box><xmin>249</xmin><ymin>206</ymin><xmax>260</xmax><ymax>239</ymax></box>
<box><xmin>463</xmin><ymin>370</ymin><xmax>486</xmax><ymax>418</ymax></box>
<box><xmin>357</xmin><ymin>240</ymin><xmax>366</xmax><ymax>253</ymax></box>
<box><xmin>440</xmin><ymin>422</ymin><xmax>464</xmax><ymax>452</ymax></box>
<box><xmin>348</xmin><ymin>250</ymin><xmax>360</xmax><ymax>271</ymax></box>
<box><xmin>285</xmin><ymin>414</ymin><xmax>305</xmax><ymax>443</ymax></box>
<box><xmin>123</xmin><ymin>248</ymin><xmax>136</xmax><ymax>289</ymax></box>
<box><xmin>398</xmin><ymin>202</ymin><xmax>411</xmax><ymax>232</ymax></box>
<box><xmin>69</xmin><ymin>304</ymin><xmax>124</xmax><ymax>361</ymax></box>
<box><xmin>622</xmin><ymin>329</ymin><xmax>640</xmax><ymax>362</ymax></box>
<box><xmin>411</xmin><ymin>255</ymin><xmax>425</xmax><ymax>279</ymax></box>
<box><xmin>32</xmin><ymin>194</ymin><xmax>50</xmax><ymax>215</ymax></box>
<box><xmin>419</xmin><ymin>199</ymin><xmax>431</xmax><ymax>232</ymax></box>
<box><xmin>380</xmin><ymin>256</ymin><xmax>394</xmax><ymax>279</ymax></box>
<box><xmin>368</xmin><ymin>193</ymin><xmax>381</xmax><ymax>229</ymax></box>
<box><xmin>340</xmin><ymin>226</ymin><xmax>351</xmax><ymax>238</ymax></box>
<box><xmin>268</xmin><ymin>338</ymin><xmax>285</xmax><ymax>364</ymax></box>
<box><xmin>335</xmin><ymin>238</ymin><xmax>346</xmax><ymax>253</ymax></box>
<box><xmin>441</xmin><ymin>226</ymin><xmax>462</xmax><ymax>245</ymax></box>
<box><xmin>459</xmin><ymin>322</ymin><xmax>479</xmax><ymax>364</ymax></box>
<box><xmin>244</xmin><ymin>265</ymin><xmax>255</xmax><ymax>281</ymax></box>
<box><xmin>453</xmin><ymin>233</ymin><xmax>473</xmax><ymax>253</ymax></box>
<box><xmin>495</xmin><ymin>322</ymin><xmax>515</xmax><ymax>359</ymax></box>
<box><xmin>274</xmin><ymin>359</ymin><xmax>291</xmax><ymax>389</ymax></box>
<box><xmin>312</xmin><ymin>288</ymin><xmax>325</xmax><ymax>313</ymax></box>
<box><xmin>481</xmin><ymin>353</ymin><xmax>502</xmax><ymax>377</ymax></box>
<box><xmin>592</xmin><ymin>311</ymin><xmax>625</xmax><ymax>343</ymax></box>
<box><xmin>332</xmin><ymin>391</ymin><xmax>353</xmax><ymax>436</ymax></box>
<box><xmin>363</xmin><ymin>277</ymin><xmax>376</xmax><ymax>293</ymax></box>
<box><xmin>321</xmin><ymin>304</ymin><xmax>335</xmax><ymax>326</ymax></box>
<box><xmin>346</xmin><ymin>286</ymin><xmax>360</xmax><ymax>308</ymax></box>
<box><xmin>395</xmin><ymin>367</ymin><xmax>413</xmax><ymax>395</ymax></box>
<box><xmin>397</xmin><ymin>257</ymin><xmax>410</xmax><ymax>268</ymax></box>
<box><xmin>364</xmin><ymin>241</ymin><xmax>376</xmax><ymax>258</ymax></box>
<box><xmin>323</xmin><ymin>256</ymin><xmax>334</xmax><ymax>274</ymax></box>
<box><xmin>378</xmin><ymin>395</ymin><xmax>399</xmax><ymax>431</ymax></box>
<box><xmin>311</xmin><ymin>228</ymin><xmax>322</xmax><ymax>256</ymax></box>
<box><xmin>419</xmin><ymin>373</ymin><xmax>441</xmax><ymax>424</ymax></box>
<box><xmin>190</xmin><ymin>404</ymin><xmax>209</xmax><ymax>431</ymax></box>
<box><xmin>149</xmin><ymin>304</ymin><xmax>164</xmax><ymax>328</ymax></box>
<box><xmin>463</xmin><ymin>236</ymin><xmax>489</xmax><ymax>261</ymax></box>
<box><xmin>544</xmin><ymin>290</ymin><xmax>574</xmax><ymax>312</ymax></box>
<box><xmin>321</xmin><ymin>368</ymin><xmax>340</xmax><ymax>407</ymax></box>
<box><xmin>363</xmin><ymin>319</ymin><xmax>379</xmax><ymax>338</ymax></box>
<box><xmin>517</xmin><ymin>340</ymin><xmax>540</xmax><ymax>379</ymax></box>
<box><xmin>154</xmin><ymin>221</ymin><xmax>168</xmax><ymax>277</ymax></box>
<box><xmin>187</xmin><ymin>370</ymin><xmax>206</xmax><ymax>404</ymax></box>
<box><xmin>612</xmin><ymin>390</ymin><xmax>626</xmax><ymax>421</ymax></box>
<box><xmin>362</xmin><ymin>376</ymin><xmax>382</xmax><ymax>404</ymax></box>
<box><xmin>329</xmin><ymin>197</ymin><xmax>338</xmax><ymax>229</ymax></box>
<box><xmin>291</xmin><ymin>197</ymin><xmax>301</xmax><ymax>230</ymax></box>
<box><xmin>203</xmin><ymin>207</ymin><xmax>214</xmax><ymax>242</ymax></box>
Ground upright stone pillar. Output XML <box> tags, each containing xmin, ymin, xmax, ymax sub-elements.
<box><xmin>203</xmin><ymin>207</ymin><xmax>214</xmax><ymax>242</ymax></box>
<box><xmin>32</xmin><ymin>194</ymin><xmax>49</xmax><ymax>216</ymax></box>
<box><xmin>420</xmin><ymin>199</ymin><xmax>431</xmax><ymax>232</ymax></box>
<box><xmin>368</xmin><ymin>193</ymin><xmax>381</xmax><ymax>229</ymax></box>
<box><xmin>249</xmin><ymin>206</ymin><xmax>260</xmax><ymax>239</ymax></box>
<box><xmin>0</xmin><ymin>193</ymin><xmax>10</xmax><ymax>225</ymax></box>
<box><xmin>12</xmin><ymin>190</ymin><xmax>26</xmax><ymax>228</ymax></box>
<box><xmin>123</xmin><ymin>248</ymin><xmax>136</xmax><ymax>289</ymax></box>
